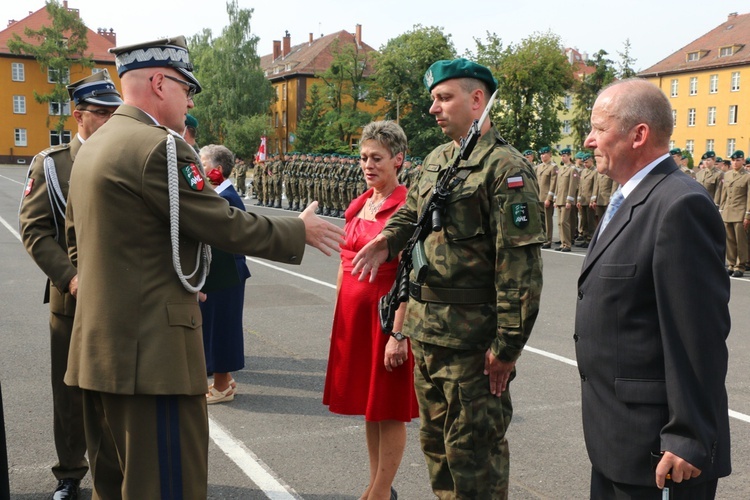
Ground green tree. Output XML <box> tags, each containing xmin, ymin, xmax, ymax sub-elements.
<box><xmin>571</xmin><ymin>50</ymin><xmax>617</xmax><ymax>147</ymax></box>
<box><xmin>224</xmin><ymin>114</ymin><xmax>269</xmax><ymax>160</ymax></box>
<box><xmin>471</xmin><ymin>31</ymin><xmax>574</xmax><ymax>152</ymax></box>
<box><xmin>375</xmin><ymin>25</ymin><xmax>456</xmax><ymax>157</ymax></box>
<box><xmin>295</xmin><ymin>84</ymin><xmax>329</xmax><ymax>152</ymax></box>
<box><xmin>317</xmin><ymin>39</ymin><xmax>376</xmax><ymax>152</ymax></box>
<box><xmin>188</xmin><ymin>0</ymin><xmax>274</xmax><ymax>146</ymax></box>
<box><xmin>617</xmin><ymin>39</ymin><xmax>638</xmax><ymax>78</ymax></box>
<box><xmin>8</xmin><ymin>0</ymin><xmax>93</xmax><ymax>133</ymax></box>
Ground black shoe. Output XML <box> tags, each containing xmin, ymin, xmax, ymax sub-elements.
<box><xmin>554</xmin><ymin>246</ymin><xmax>563</xmax><ymax>251</ymax></box>
<box><xmin>727</xmin><ymin>269</ymin><xmax>735</xmax><ymax>276</ymax></box>
<box><xmin>579</xmin><ymin>242</ymin><xmax>589</xmax><ymax>248</ymax></box>
<box><xmin>541</xmin><ymin>242</ymin><xmax>551</xmax><ymax>249</ymax></box>
<box><xmin>52</xmin><ymin>479</ymin><xmax>80</xmax><ymax>500</ymax></box>
<box><xmin>561</xmin><ymin>247</ymin><xmax>571</xmax><ymax>252</ymax></box>
<box><xmin>554</xmin><ymin>240</ymin><xmax>561</xmax><ymax>245</ymax></box>
<box><xmin>732</xmin><ymin>270</ymin><xmax>744</xmax><ymax>278</ymax></box>
<box><xmin>390</xmin><ymin>486</ymin><xmax>398</xmax><ymax>500</ymax></box>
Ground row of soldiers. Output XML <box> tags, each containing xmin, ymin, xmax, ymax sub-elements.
<box><xmin>530</xmin><ymin>146</ymin><xmax>618</xmax><ymax>252</ymax></box>
<box><xmin>232</xmin><ymin>152</ymin><xmax>422</xmax><ymax>217</ymax></box>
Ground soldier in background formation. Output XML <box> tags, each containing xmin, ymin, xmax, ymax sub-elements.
<box><xmin>554</xmin><ymin>147</ymin><xmax>579</xmax><ymax>252</ymax></box>
<box><xmin>576</xmin><ymin>153</ymin><xmax>597</xmax><ymax>248</ymax></box>
<box><xmin>245</xmin><ymin>151</ymin><xmax>421</xmax><ymax>217</ymax></box>
<box><xmin>535</xmin><ymin>146</ymin><xmax>557</xmax><ymax>248</ymax></box>
<box><xmin>233</xmin><ymin>157</ymin><xmax>247</xmax><ymax>197</ymax></box>
<box><xmin>719</xmin><ymin>150</ymin><xmax>750</xmax><ymax>278</ymax></box>
<box><xmin>696</xmin><ymin>151</ymin><xmax>723</xmax><ymax>208</ymax></box>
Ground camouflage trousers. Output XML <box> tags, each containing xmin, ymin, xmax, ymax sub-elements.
<box><xmin>411</xmin><ymin>339</ymin><xmax>512</xmax><ymax>500</ymax></box>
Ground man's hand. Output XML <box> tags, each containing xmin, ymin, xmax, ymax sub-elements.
<box><xmin>68</xmin><ymin>275</ymin><xmax>78</xmax><ymax>298</ymax></box>
<box><xmin>299</xmin><ymin>201</ymin><xmax>345</xmax><ymax>256</ymax></box>
<box><xmin>744</xmin><ymin>218</ymin><xmax>750</xmax><ymax>231</ymax></box>
<box><xmin>351</xmin><ymin>234</ymin><xmax>389</xmax><ymax>282</ymax></box>
<box><xmin>384</xmin><ymin>337</ymin><xmax>409</xmax><ymax>372</ymax></box>
<box><xmin>544</xmin><ymin>199</ymin><xmax>551</xmax><ymax>208</ymax></box>
<box><xmin>484</xmin><ymin>349</ymin><xmax>515</xmax><ymax>397</ymax></box>
<box><xmin>655</xmin><ymin>451</ymin><xmax>702</xmax><ymax>489</ymax></box>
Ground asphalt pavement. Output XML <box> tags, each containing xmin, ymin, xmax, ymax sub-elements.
<box><xmin>1</xmin><ymin>165</ymin><xmax>748</xmax><ymax>499</ymax></box>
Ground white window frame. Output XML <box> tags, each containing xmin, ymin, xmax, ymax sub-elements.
<box><xmin>48</xmin><ymin>101</ymin><xmax>71</xmax><ymax>116</ymax></box>
<box><xmin>687</xmin><ymin>108</ymin><xmax>696</xmax><ymax>127</ymax></box>
<box><xmin>707</xmin><ymin>107</ymin><xmax>716</xmax><ymax>126</ymax></box>
<box><xmin>562</xmin><ymin>120</ymin><xmax>571</xmax><ymax>134</ymax></box>
<box><xmin>47</xmin><ymin>67</ymin><xmax>70</xmax><ymax>84</ymax></box>
<box><xmin>689</xmin><ymin>77</ymin><xmax>698</xmax><ymax>95</ymax></box>
<box><xmin>706</xmin><ymin>139</ymin><xmax>714</xmax><ymax>153</ymax></box>
<box><xmin>727</xmin><ymin>139</ymin><xmax>736</xmax><ymax>156</ymax></box>
<box><xmin>13</xmin><ymin>95</ymin><xmax>26</xmax><ymax>114</ymax></box>
<box><xmin>729</xmin><ymin>105</ymin><xmax>738</xmax><ymax>124</ymax></box>
<box><xmin>672</xmin><ymin>109</ymin><xmax>677</xmax><ymax>126</ymax></box>
<box><xmin>719</xmin><ymin>46</ymin><xmax>733</xmax><ymax>58</ymax></box>
<box><xmin>564</xmin><ymin>95</ymin><xmax>573</xmax><ymax>110</ymax></box>
<box><xmin>709</xmin><ymin>74</ymin><xmax>718</xmax><ymax>94</ymax></box>
<box><xmin>14</xmin><ymin>128</ymin><xmax>27</xmax><ymax>147</ymax></box>
<box><xmin>686</xmin><ymin>140</ymin><xmax>694</xmax><ymax>154</ymax></box>
<box><xmin>731</xmin><ymin>72</ymin><xmax>740</xmax><ymax>92</ymax></box>
<box><xmin>49</xmin><ymin>130</ymin><xmax>72</xmax><ymax>147</ymax></box>
<box><xmin>670</xmin><ymin>79</ymin><xmax>678</xmax><ymax>97</ymax></box>
<box><xmin>11</xmin><ymin>62</ymin><xmax>25</xmax><ymax>81</ymax></box>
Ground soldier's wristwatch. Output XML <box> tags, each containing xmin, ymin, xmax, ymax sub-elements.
<box><xmin>391</xmin><ymin>331</ymin><xmax>406</xmax><ymax>341</ymax></box>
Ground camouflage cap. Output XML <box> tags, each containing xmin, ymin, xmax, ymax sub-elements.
<box><xmin>423</xmin><ymin>58</ymin><xmax>497</xmax><ymax>93</ymax></box>
<box><xmin>731</xmin><ymin>150</ymin><xmax>745</xmax><ymax>159</ymax></box>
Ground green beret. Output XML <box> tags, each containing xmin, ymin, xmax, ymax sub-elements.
<box><xmin>522</xmin><ymin>150</ymin><xmax>534</xmax><ymax>156</ymax></box>
<box><xmin>716</xmin><ymin>157</ymin><xmax>724</xmax><ymax>163</ymax></box>
<box><xmin>560</xmin><ymin>148</ymin><xmax>572</xmax><ymax>155</ymax></box>
<box><xmin>538</xmin><ymin>146</ymin><xmax>551</xmax><ymax>154</ymax></box>
<box><xmin>731</xmin><ymin>150</ymin><xmax>745</xmax><ymax>159</ymax></box>
<box><xmin>669</xmin><ymin>148</ymin><xmax>681</xmax><ymax>156</ymax></box>
<box><xmin>574</xmin><ymin>151</ymin><xmax>584</xmax><ymax>159</ymax></box>
<box><xmin>424</xmin><ymin>58</ymin><xmax>497</xmax><ymax>94</ymax></box>
<box><xmin>185</xmin><ymin>114</ymin><xmax>198</xmax><ymax>129</ymax></box>
<box><xmin>582</xmin><ymin>153</ymin><xmax>592</xmax><ymax>161</ymax></box>
<box><xmin>701</xmin><ymin>151</ymin><xmax>715</xmax><ymax>160</ymax></box>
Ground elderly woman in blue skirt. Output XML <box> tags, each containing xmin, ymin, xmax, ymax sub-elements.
<box><xmin>199</xmin><ymin>144</ymin><xmax>251</xmax><ymax>404</ymax></box>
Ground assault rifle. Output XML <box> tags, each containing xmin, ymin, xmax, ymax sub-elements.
<box><xmin>378</xmin><ymin>90</ymin><xmax>498</xmax><ymax>334</ymax></box>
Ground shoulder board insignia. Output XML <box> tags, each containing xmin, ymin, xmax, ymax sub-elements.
<box><xmin>507</xmin><ymin>176</ymin><xmax>524</xmax><ymax>189</ymax></box>
<box><xmin>181</xmin><ymin>163</ymin><xmax>204</xmax><ymax>191</ymax></box>
<box><xmin>24</xmin><ymin>178</ymin><xmax>34</xmax><ymax>197</ymax></box>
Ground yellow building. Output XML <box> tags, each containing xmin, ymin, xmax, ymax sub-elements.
<box><xmin>639</xmin><ymin>12</ymin><xmax>750</xmax><ymax>159</ymax></box>
<box><xmin>259</xmin><ymin>25</ymin><xmax>382</xmax><ymax>154</ymax></box>
<box><xmin>556</xmin><ymin>47</ymin><xmax>595</xmax><ymax>154</ymax></box>
<box><xmin>0</xmin><ymin>2</ymin><xmax>118</xmax><ymax>164</ymax></box>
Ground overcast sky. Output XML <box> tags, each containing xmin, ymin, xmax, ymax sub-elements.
<box><xmin>4</xmin><ymin>0</ymin><xmax>749</xmax><ymax>72</ymax></box>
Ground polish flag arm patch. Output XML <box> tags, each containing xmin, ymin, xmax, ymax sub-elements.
<box><xmin>506</xmin><ymin>176</ymin><xmax>524</xmax><ymax>189</ymax></box>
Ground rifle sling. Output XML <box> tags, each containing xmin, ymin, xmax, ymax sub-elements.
<box><xmin>409</xmin><ymin>281</ymin><xmax>494</xmax><ymax>304</ymax></box>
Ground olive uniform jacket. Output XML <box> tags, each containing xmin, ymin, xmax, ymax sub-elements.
<box><xmin>719</xmin><ymin>169</ymin><xmax>750</xmax><ymax>223</ymax></box>
<box><xmin>696</xmin><ymin>166</ymin><xmax>723</xmax><ymax>206</ymax></box>
<box><xmin>575</xmin><ymin>157</ymin><xmax>731</xmax><ymax>486</ymax></box>
<box><xmin>554</xmin><ymin>163</ymin><xmax>579</xmax><ymax>206</ymax></box>
<box><xmin>535</xmin><ymin>161</ymin><xmax>556</xmax><ymax>203</ymax></box>
<box><xmin>19</xmin><ymin>137</ymin><xmax>81</xmax><ymax>317</ymax></box>
<box><xmin>65</xmin><ymin>105</ymin><xmax>305</xmax><ymax>396</ymax></box>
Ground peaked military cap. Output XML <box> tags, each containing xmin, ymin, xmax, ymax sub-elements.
<box><xmin>669</xmin><ymin>148</ymin><xmax>682</xmax><ymax>156</ymax></box>
<box><xmin>110</xmin><ymin>35</ymin><xmax>202</xmax><ymax>94</ymax></box>
<box><xmin>538</xmin><ymin>146</ymin><xmax>551</xmax><ymax>154</ymax></box>
<box><xmin>423</xmin><ymin>58</ymin><xmax>497</xmax><ymax>93</ymax></box>
<box><xmin>731</xmin><ymin>150</ymin><xmax>745</xmax><ymax>159</ymax></box>
<box><xmin>701</xmin><ymin>151</ymin><xmax>715</xmax><ymax>160</ymax></box>
<box><xmin>560</xmin><ymin>147</ymin><xmax>572</xmax><ymax>155</ymax></box>
<box><xmin>67</xmin><ymin>69</ymin><xmax>123</xmax><ymax>106</ymax></box>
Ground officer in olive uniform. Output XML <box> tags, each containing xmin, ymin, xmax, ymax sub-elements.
<box><xmin>554</xmin><ymin>148</ymin><xmax>579</xmax><ymax>252</ymax></box>
<box><xmin>696</xmin><ymin>151</ymin><xmax>723</xmax><ymax>207</ymax></box>
<box><xmin>590</xmin><ymin>169</ymin><xmax>618</xmax><ymax>225</ymax></box>
<box><xmin>19</xmin><ymin>70</ymin><xmax>123</xmax><ymax>500</ymax></box>
<box><xmin>576</xmin><ymin>153</ymin><xmax>597</xmax><ymax>247</ymax></box>
<box><xmin>64</xmin><ymin>36</ymin><xmax>343</xmax><ymax>499</ymax></box>
<box><xmin>719</xmin><ymin>151</ymin><xmax>750</xmax><ymax>277</ymax></box>
<box><xmin>352</xmin><ymin>59</ymin><xmax>544</xmax><ymax>499</ymax></box>
<box><xmin>535</xmin><ymin>146</ymin><xmax>557</xmax><ymax>248</ymax></box>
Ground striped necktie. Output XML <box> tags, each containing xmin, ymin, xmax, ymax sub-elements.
<box><xmin>600</xmin><ymin>187</ymin><xmax>624</xmax><ymax>233</ymax></box>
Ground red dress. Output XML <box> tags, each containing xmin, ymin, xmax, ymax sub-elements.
<box><xmin>323</xmin><ymin>185</ymin><xmax>419</xmax><ymax>422</ymax></box>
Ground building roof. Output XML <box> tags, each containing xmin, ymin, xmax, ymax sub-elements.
<box><xmin>565</xmin><ymin>47</ymin><xmax>596</xmax><ymax>80</ymax></box>
<box><xmin>0</xmin><ymin>2</ymin><xmax>116</xmax><ymax>62</ymax></box>
<box><xmin>260</xmin><ymin>28</ymin><xmax>376</xmax><ymax>81</ymax></box>
<box><xmin>639</xmin><ymin>12</ymin><xmax>750</xmax><ymax>77</ymax></box>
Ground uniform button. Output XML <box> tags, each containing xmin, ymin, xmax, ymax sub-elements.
<box><xmin>191</xmin><ymin>317</ymin><xmax>196</xmax><ymax>326</ymax></box>
<box><xmin>290</xmin><ymin>255</ymin><xmax>297</xmax><ymax>262</ymax></box>
<box><xmin>580</xmin><ymin>374</ymin><xmax>587</xmax><ymax>381</ymax></box>
<box><xmin>577</xmin><ymin>290</ymin><xmax>583</xmax><ymax>300</ymax></box>
<box><xmin>573</xmin><ymin>333</ymin><xmax>579</xmax><ymax>342</ymax></box>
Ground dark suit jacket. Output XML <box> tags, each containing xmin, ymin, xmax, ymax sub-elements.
<box><xmin>575</xmin><ymin>157</ymin><xmax>731</xmax><ymax>486</ymax></box>
<box><xmin>65</xmin><ymin>105</ymin><xmax>305</xmax><ymax>396</ymax></box>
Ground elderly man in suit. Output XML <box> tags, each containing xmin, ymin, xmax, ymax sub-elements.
<box><xmin>65</xmin><ymin>36</ymin><xmax>344</xmax><ymax>499</ymax></box>
<box><xmin>575</xmin><ymin>79</ymin><xmax>731</xmax><ymax>499</ymax></box>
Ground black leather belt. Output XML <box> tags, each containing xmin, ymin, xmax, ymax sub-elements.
<box><xmin>408</xmin><ymin>281</ymin><xmax>495</xmax><ymax>304</ymax></box>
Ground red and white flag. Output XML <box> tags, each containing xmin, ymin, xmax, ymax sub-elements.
<box><xmin>255</xmin><ymin>136</ymin><xmax>267</xmax><ymax>163</ymax></box>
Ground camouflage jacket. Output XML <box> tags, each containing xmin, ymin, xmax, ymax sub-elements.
<box><xmin>382</xmin><ymin>127</ymin><xmax>545</xmax><ymax>360</ymax></box>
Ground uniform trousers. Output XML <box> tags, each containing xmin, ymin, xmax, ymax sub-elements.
<box><xmin>725</xmin><ymin>221</ymin><xmax>749</xmax><ymax>271</ymax></box>
<box><xmin>412</xmin><ymin>339</ymin><xmax>512</xmax><ymax>500</ymax></box>
<box><xmin>50</xmin><ymin>311</ymin><xmax>88</xmax><ymax>480</ymax></box>
<box><xmin>235</xmin><ymin>173</ymin><xmax>246</xmax><ymax>196</ymax></box>
<box><xmin>543</xmin><ymin>203</ymin><xmax>555</xmax><ymax>243</ymax></box>
<box><xmin>557</xmin><ymin>205</ymin><xmax>575</xmax><ymax>248</ymax></box>
<box><xmin>590</xmin><ymin>466</ymin><xmax>718</xmax><ymax>500</ymax></box>
<box><xmin>579</xmin><ymin>206</ymin><xmax>597</xmax><ymax>242</ymax></box>
<box><xmin>82</xmin><ymin>390</ymin><xmax>207</xmax><ymax>500</ymax></box>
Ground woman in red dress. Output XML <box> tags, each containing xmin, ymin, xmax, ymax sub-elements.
<box><xmin>323</xmin><ymin>121</ymin><xmax>418</xmax><ymax>500</ymax></box>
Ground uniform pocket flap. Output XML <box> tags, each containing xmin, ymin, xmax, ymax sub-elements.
<box><xmin>166</xmin><ymin>302</ymin><xmax>202</xmax><ymax>329</ymax></box>
<box><xmin>615</xmin><ymin>378</ymin><xmax>666</xmax><ymax>405</ymax></box>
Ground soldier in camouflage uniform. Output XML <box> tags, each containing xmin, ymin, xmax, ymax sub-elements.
<box><xmin>352</xmin><ymin>59</ymin><xmax>544</xmax><ymax>499</ymax></box>
<box><xmin>253</xmin><ymin>158</ymin><xmax>264</xmax><ymax>204</ymax></box>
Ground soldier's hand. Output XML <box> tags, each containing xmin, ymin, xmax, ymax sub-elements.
<box><xmin>484</xmin><ymin>349</ymin><xmax>515</xmax><ymax>397</ymax></box>
<box><xmin>68</xmin><ymin>274</ymin><xmax>79</xmax><ymax>298</ymax></box>
<box><xmin>384</xmin><ymin>337</ymin><xmax>408</xmax><ymax>372</ymax></box>
<box><xmin>299</xmin><ymin>201</ymin><xmax>345</xmax><ymax>256</ymax></box>
<box><xmin>351</xmin><ymin>234</ymin><xmax>389</xmax><ymax>283</ymax></box>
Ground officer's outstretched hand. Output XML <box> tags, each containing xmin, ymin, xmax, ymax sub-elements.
<box><xmin>299</xmin><ymin>201</ymin><xmax>345</xmax><ymax>256</ymax></box>
<box><xmin>352</xmin><ymin>234</ymin><xmax>389</xmax><ymax>283</ymax></box>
